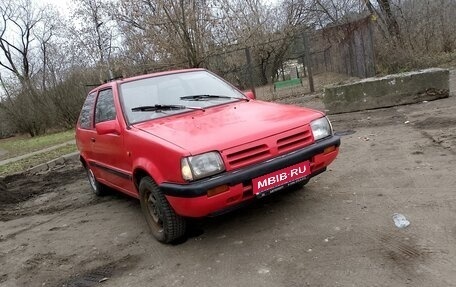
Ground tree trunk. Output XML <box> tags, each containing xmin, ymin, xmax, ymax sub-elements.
<box><xmin>377</xmin><ymin>0</ymin><xmax>401</xmax><ymax>42</ymax></box>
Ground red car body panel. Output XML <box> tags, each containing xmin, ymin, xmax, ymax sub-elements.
<box><xmin>76</xmin><ymin>69</ymin><xmax>340</xmax><ymax>218</ymax></box>
<box><xmin>133</xmin><ymin>100</ymin><xmax>323</xmax><ymax>157</ymax></box>
<box><xmin>166</xmin><ymin>147</ymin><xmax>338</xmax><ymax>217</ymax></box>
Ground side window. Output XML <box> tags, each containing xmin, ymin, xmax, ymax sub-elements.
<box><xmin>79</xmin><ymin>92</ymin><xmax>96</xmax><ymax>129</ymax></box>
<box><xmin>95</xmin><ymin>89</ymin><xmax>116</xmax><ymax>124</ymax></box>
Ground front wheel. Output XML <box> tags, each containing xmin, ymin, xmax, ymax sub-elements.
<box><xmin>139</xmin><ymin>176</ymin><xmax>186</xmax><ymax>243</ymax></box>
<box><xmin>85</xmin><ymin>165</ymin><xmax>106</xmax><ymax>196</ymax></box>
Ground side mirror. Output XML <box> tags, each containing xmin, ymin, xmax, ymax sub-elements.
<box><xmin>244</xmin><ymin>90</ymin><xmax>256</xmax><ymax>100</ymax></box>
<box><xmin>96</xmin><ymin>120</ymin><xmax>121</xmax><ymax>135</ymax></box>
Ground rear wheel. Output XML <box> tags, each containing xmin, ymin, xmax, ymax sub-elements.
<box><xmin>139</xmin><ymin>176</ymin><xmax>186</xmax><ymax>243</ymax></box>
<box><xmin>85</xmin><ymin>165</ymin><xmax>106</xmax><ymax>196</ymax></box>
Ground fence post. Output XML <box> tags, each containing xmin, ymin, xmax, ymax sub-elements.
<box><xmin>244</xmin><ymin>47</ymin><xmax>256</xmax><ymax>97</ymax></box>
<box><xmin>324</xmin><ymin>48</ymin><xmax>328</xmax><ymax>72</ymax></box>
<box><xmin>301</xmin><ymin>56</ymin><xmax>307</xmax><ymax>77</ymax></box>
<box><xmin>302</xmin><ymin>31</ymin><xmax>315</xmax><ymax>93</ymax></box>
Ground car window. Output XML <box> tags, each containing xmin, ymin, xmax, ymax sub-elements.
<box><xmin>95</xmin><ymin>89</ymin><xmax>116</xmax><ymax>123</ymax></box>
<box><xmin>79</xmin><ymin>92</ymin><xmax>96</xmax><ymax>129</ymax></box>
<box><xmin>120</xmin><ymin>70</ymin><xmax>246</xmax><ymax>124</ymax></box>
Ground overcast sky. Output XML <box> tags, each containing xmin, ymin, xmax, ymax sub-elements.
<box><xmin>38</xmin><ymin>0</ymin><xmax>279</xmax><ymax>15</ymax></box>
<box><xmin>39</xmin><ymin>0</ymin><xmax>74</xmax><ymax>16</ymax></box>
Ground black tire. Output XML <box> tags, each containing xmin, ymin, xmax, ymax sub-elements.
<box><xmin>85</xmin><ymin>165</ymin><xmax>106</xmax><ymax>196</ymax></box>
<box><xmin>139</xmin><ymin>176</ymin><xmax>186</xmax><ymax>243</ymax></box>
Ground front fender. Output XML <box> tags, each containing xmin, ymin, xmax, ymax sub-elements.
<box><xmin>132</xmin><ymin>157</ymin><xmax>165</xmax><ymax>185</ymax></box>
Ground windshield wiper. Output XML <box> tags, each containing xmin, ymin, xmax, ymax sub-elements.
<box><xmin>131</xmin><ymin>104</ymin><xmax>203</xmax><ymax>112</ymax></box>
<box><xmin>180</xmin><ymin>95</ymin><xmax>249</xmax><ymax>101</ymax></box>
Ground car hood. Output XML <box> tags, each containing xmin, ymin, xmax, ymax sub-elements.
<box><xmin>133</xmin><ymin>100</ymin><xmax>324</xmax><ymax>155</ymax></box>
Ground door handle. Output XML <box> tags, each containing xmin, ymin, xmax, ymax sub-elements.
<box><xmin>90</xmin><ymin>137</ymin><xmax>96</xmax><ymax>142</ymax></box>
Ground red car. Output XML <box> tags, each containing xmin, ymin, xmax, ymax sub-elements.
<box><xmin>76</xmin><ymin>69</ymin><xmax>340</xmax><ymax>243</ymax></box>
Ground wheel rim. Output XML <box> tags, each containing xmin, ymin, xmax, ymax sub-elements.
<box><xmin>145</xmin><ymin>190</ymin><xmax>164</xmax><ymax>233</ymax></box>
<box><xmin>87</xmin><ymin>168</ymin><xmax>98</xmax><ymax>193</ymax></box>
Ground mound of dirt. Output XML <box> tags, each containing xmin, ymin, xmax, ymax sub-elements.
<box><xmin>0</xmin><ymin>161</ymin><xmax>85</xmax><ymax>206</ymax></box>
<box><xmin>0</xmin><ymin>180</ymin><xmax>5</xmax><ymax>192</ymax></box>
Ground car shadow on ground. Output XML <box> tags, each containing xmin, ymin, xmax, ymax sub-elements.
<box><xmin>171</xmin><ymin>183</ymin><xmax>310</xmax><ymax>245</ymax></box>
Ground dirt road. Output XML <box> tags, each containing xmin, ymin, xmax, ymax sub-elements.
<box><xmin>1</xmin><ymin>88</ymin><xmax>456</xmax><ymax>286</ymax></box>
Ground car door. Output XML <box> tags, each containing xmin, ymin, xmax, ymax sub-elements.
<box><xmin>91</xmin><ymin>88</ymin><xmax>132</xmax><ymax>192</ymax></box>
<box><xmin>76</xmin><ymin>92</ymin><xmax>97</xmax><ymax>164</ymax></box>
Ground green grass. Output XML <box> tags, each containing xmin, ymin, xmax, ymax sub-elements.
<box><xmin>0</xmin><ymin>130</ymin><xmax>75</xmax><ymax>161</ymax></box>
<box><xmin>0</xmin><ymin>144</ymin><xmax>77</xmax><ymax>176</ymax></box>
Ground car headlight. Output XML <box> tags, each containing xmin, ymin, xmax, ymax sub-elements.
<box><xmin>181</xmin><ymin>151</ymin><xmax>225</xmax><ymax>181</ymax></box>
<box><xmin>310</xmin><ymin>117</ymin><xmax>333</xmax><ymax>141</ymax></box>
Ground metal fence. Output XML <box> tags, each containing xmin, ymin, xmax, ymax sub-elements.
<box><xmin>209</xmin><ymin>16</ymin><xmax>376</xmax><ymax>92</ymax></box>
<box><xmin>141</xmin><ymin>15</ymin><xmax>376</xmax><ymax>95</ymax></box>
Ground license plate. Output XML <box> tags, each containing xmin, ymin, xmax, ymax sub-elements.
<box><xmin>252</xmin><ymin>161</ymin><xmax>311</xmax><ymax>195</ymax></box>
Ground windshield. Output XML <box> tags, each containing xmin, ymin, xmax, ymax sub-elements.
<box><xmin>119</xmin><ymin>70</ymin><xmax>246</xmax><ymax>124</ymax></box>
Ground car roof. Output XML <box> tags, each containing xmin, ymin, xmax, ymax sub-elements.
<box><xmin>88</xmin><ymin>68</ymin><xmax>206</xmax><ymax>94</ymax></box>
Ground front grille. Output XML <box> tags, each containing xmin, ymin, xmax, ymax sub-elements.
<box><xmin>226</xmin><ymin>144</ymin><xmax>271</xmax><ymax>169</ymax></box>
<box><xmin>222</xmin><ymin>126</ymin><xmax>314</xmax><ymax>170</ymax></box>
<box><xmin>277</xmin><ymin>129</ymin><xmax>313</xmax><ymax>153</ymax></box>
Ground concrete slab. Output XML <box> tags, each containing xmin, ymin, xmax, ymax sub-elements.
<box><xmin>323</xmin><ymin>68</ymin><xmax>450</xmax><ymax>114</ymax></box>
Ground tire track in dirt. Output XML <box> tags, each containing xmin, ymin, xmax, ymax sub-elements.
<box><xmin>419</xmin><ymin>130</ymin><xmax>456</xmax><ymax>155</ymax></box>
<box><xmin>0</xmin><ymin>211</ymin><xmax>73</xmax><ymax>242</ymax></box>
<box><xmin>360</xmin><ymin>228</ymin><xmax>451</xmax><ymax>285</ymax></box>
<box><xmin>57</xmin><ymin>254</ymin><xmax>140</xmax><ymax>287</ymax></box>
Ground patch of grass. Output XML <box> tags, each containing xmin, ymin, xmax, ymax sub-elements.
<box><xmin>0</xmin><ymin>130</ymin><xmax>75</xmax><ymax>161</ymax></box>
<box><xmin>0</xmin><ymin>144</ymin><xmax>77</xmax><ymax>176</ymax></box>
<box><xmin>255</xmin><ymin>72</ymin><xmax>357</xmax><ymax>101</ymax></box>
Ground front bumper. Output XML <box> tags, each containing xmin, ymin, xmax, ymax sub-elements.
<box><xmin>160</xmin><ymin>135</ymin><xmax>340</xmax><ymax>217</ymax></box>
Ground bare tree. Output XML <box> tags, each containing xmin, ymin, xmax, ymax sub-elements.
<box><xmin>113</xmin><ymin>0</ymin><xmax>217</xmax><ymax>70</ymax></box>
<box><xmin>71</xmin><ymin>0</ymin><xmax>116</xmax><ymax>81</ymax></box>
<box><xmin>284</xmin><ymin>0</ymin><xmax>365</xmax><ymax>28</ymax></box>
<box><xmin>0</xmin><ymin>0</ymin><xmax>41</xmax><ymax>85</ymax></box>
<box><xmin>0</xmin><ymin>0</ymin><xmax>55</xmax><ymax>136</ymax></box>
<box><xmin>213</xmin><ymin>0</ymin><xmax>298</xmax><ymax>84</ymax></box>
<box><xmin>376</xmin><ymin>0</ymin><xmax>400</xmax><ymax>40</ymax></box>
<box><xmin>362</xmin><ymin>0</ymin><xmax>406</xmax><ymax>43</ymax></box>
